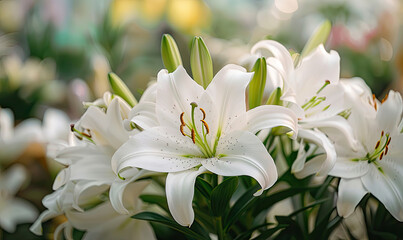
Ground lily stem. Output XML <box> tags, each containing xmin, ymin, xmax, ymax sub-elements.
<box><xmin>216</xmin><ymin>216</ymin><xmax>225</xmax><ymax>240</ymax></box>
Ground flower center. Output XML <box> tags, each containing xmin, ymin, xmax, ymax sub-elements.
<box><xmin>352</xmin><ymin>130</ymin><xmax>392</xmax><ymax>173</ymax></box>
<box><xmin>179</xmin><ymin>102</ymin><xmax>214</xmax><ymax>158</ymax></box>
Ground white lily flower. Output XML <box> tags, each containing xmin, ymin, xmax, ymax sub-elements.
<box><xmin>250</xmin><ymin>40</ymin><xmax>357</xmax><ymax>178</ymax></box>
<box><xmin>112</xmin><ymin>65</ymin><xmax>298</xmax><ymax>226</ymax></box>
<box><xmin>0</xmin><ymin>164</ymin><xmax>38</xmax><ymax>232</ymax></box>
<box><xmin>31</xmin><ymin>181</ymin><xmax>155</xmax><ymax>240</ymax></box>
<box><xmin>330</xmin><ymin>90</ymin><xmax>403</xmax><ymax>221</ymax></box>
<box><xmin>0</xmin><ymin>108</ymin><xmax>42</xmax><ymax>163</ymax></box>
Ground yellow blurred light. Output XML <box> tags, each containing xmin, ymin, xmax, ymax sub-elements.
<box><xmin>141</xmin><ymin>0</ymin><xmax>167</xmax><ymax>23</ymax></box>
<box><xmin>167</xmin><ymin>0</ymin><xmax>211</xmax><ymax>34</ymax></box>
<box><xmin>110</xmin><ymin>0</ymin><xmax>139</xmax><ymax>25</ymax></box>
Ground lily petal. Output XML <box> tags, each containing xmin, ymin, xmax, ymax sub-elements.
<box><xmin>337</xmin><ymin>178</ymin><xmax>367</xmax><ymax>218</ymax></box>
<box><xmin>156</xmin><ymin>66</ymin><xmax>204</xmax><ymax>130</ymax></box>
<box><xmin>205</xmin><ymin>64</ymin><xmax>252</xmax><ymax>134</ymax></box>
<box><xmin>110</xmin><ymin>169</ymin><xmax>153</xmax><ymax>214</ymax></box>
<box><xmin>0</xmin><ymin>198</ymin><xmax>38</xmax><ymax>232</ymax></box>
<box><xmin>202</xmin><ymin>131</ymin><xmax>278</xmax><ymax>194</ymax></box>
<box><xmin>329</xmin><ymin>157</ymin><xmax>369</xmax><ymax>179</ymax></box>
<box><xmin>293</xmin><ymin>128</ymin><xmax>336</xmax><ymax>177</ymax></box>
<box><xmin>112</xmin><ymin>127</ymin><xmax>202</xmax><ymax>174</ymax></box>
<box><xmin>166</xmin><ymin>166</ymin><xmax>207</xmax><ymax>226</ymax></box>
<box><xmin>300</xmin><ymin>115</ymin><xmax>359</xmax><ymax>152</ymax></box>
<box><xmin>362</xmin><ymin>161</ymin><xmax>403</xmax><ymax>221</ymax></box>
<box><xmin>231</xmin><ymin>105</ymin><xmax>298</xmax><ymax>138</ymax></box>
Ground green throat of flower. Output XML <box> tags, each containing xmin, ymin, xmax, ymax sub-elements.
<box><xmin>179</xmin><ymin>102</ymin><xmax>217</xmax><ymax>158</ymax></box>
<box><xmin>301</xmin><ymin>80</ymin><xmax>331</xmax><ymax>117</ymax></box>
<box><xmin>352</xmin><ymin>130</ymin><xmax>392</xmax><ymax>173</ymax></box>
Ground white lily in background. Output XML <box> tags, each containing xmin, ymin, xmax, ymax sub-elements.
<box><xmin>330</xmin><ymin>90</ymin><xmax>403</xmax><ymax>221</ymax></box>
<box><xmin>0</xmin><ymin>108</ymin><xmax>42</xmax><ymax>163</ymax></box>
<box><xmin>0</xmin><ymin>164</ymin><xmax>38</xmax><ymax>232</ymax></box>
<box><xmin>112</xmin><ymin>65</ymin><xmax>298</xmax><ymax>226</ymax></box>
<box><xmin>30</xmin><ymin>180</ymin><xmax>155</xmax><ymax>240</ymax></box>
<box><xmin>249</xmin><ymin>40</ymin><xmax>358</xmax><ymax>178</ymax></box>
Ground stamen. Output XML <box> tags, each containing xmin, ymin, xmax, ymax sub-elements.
<box><xmin>70</xmin><ymin>124</ymin><xmax>75</xmax><ymax>132</ymax></box>
<box><xmin>201</xmin><ymin>119</ymin><xmax>209</xmax><ymax>134</ymax></box>
<box><xmin>381</xmin><ymin>93</ymin><xmax>389</xmax><ymax>103</ymax></box>
<box><xmin>379</xmin><ymin>151</ymin><xmax>384</xmax><ymax>160</ymax></box>
<box><xmin>381</xmin><ymin>131</ymin><xmax>384</xmax><ymax>137</ymax></box>
<box><xmin>372</xmin><ymin>94</ymin><xmax>377</xmax><ymax>110</ymax></box>
<box><xmin>200</xmin><ymin>108</ymin><xmax>206</xmax><ymax>120</ymax></box>
<box><xmin>375</xmin><ymin>140</ymin><xmax>380</xmax><ymax>149</ymax></box>
<box><xmin>180</xmin><ymin>112</ymin><xmax>185</xmax><ymax>125</ymax></box>
<box><xmin>180</xmin><ymin>124</ymin><xmax>186</xmax><ymax>136</ymax></box>
<box><xmin>316</xmin><ymin>80</ymin><xmax>331</xmax><ymax>94</ymax></box>
<box><xmin>387</xmin><ymin>137</ymin><xmax>391</xmax><ymax>145</ymax></box>
<box><xmin>191</xmin><ymin>129</ymin><xmax>196</xmax><ymax>144</ymax></box>
<box><xmin>385</xmin><ymin>145</ymin><xmax>389</xmax><ymax>155</ymax></box>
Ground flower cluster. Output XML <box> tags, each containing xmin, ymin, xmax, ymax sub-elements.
<box><xmin>31</xmin><ymin>33</ymin><xmax>403</xmax><ymax>239</ymax></box>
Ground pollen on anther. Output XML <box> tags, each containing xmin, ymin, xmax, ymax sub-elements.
<box><xmin>191</xmin><ymin>129</ymin><xmax>196</xmax><ymax>144</ymax></box>
<box><xmin>387</xmin><ymin>137</ymin><xmax>391</xmax><ymax>145</ymax></box>
<box><xmin>380</xmin><ymin>151</ymin><xmax>384</xmax><ymax>160</ymax></box>
<box><xmin>180</xmin><ymin>125</ymin><xmax>186</xmax><ymax>136</ymax></box>
<box><xmin>381</xmin><ymin>93</ymin><xmax>389</xmax><ymax>103</ymax></box>
<box><xmin>200</xmin><ymin>108</ymin><xmax>206</xmax><ymax>120</ymax></box>
<box><xmin>180</xmin><ymin>112</ymin><xmax>185</xmax><ymax>125</ymax></box>
<box><xmin>381</xmin><ymin>131</ymin><xmax>384</xmax><ymax>137</ymax></box>
<box><xmin>385</xmin><ymin>145</ymin><xmax>389</xmax><ymax>155</ymax></box>
<box><xmin>372</xmin><ymin>94</ymin><xmax>377</xmax><ymax>110</ymax></box>
<box><xmin>375</xmin><ymin>140</ymin><xmax>380</xmax><ymax>149</ymax></box>
<box><xmin>201</xmin><ymin>119</ymin><xmax>209</xmax><ymax>134</ymax></box>
<box><xmin>70</xmin><ymin>124</ymin><xmax>75</xmax><ymax>132</ymax></box>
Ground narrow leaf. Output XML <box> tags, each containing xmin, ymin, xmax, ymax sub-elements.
<box><xmin>140</xmin><ymin>194</ymin><xmax>169</xmax><ymax>213</ymax></box>
<box><xmin>211</xmin><ymin>177</ymin><xmax>239</xmax><ymax>217</ymax></box>
<box><xmin>132</xmin><ymin>212</ymin><xmax>209</xmax><ymax>240</ymax></box>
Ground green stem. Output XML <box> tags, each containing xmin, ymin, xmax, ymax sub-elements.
<box><xmin>216</xmin><ymin>216</ymin><xmax>225</xmax><ymax>240</ymax></box>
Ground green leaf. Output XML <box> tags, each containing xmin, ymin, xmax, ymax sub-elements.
<box><xmin>300</xmin><ymin>20</ymin><xmax>332</xmax><ymax>59</ymax></box>
<box><xmin>108</xmin><ymin>72</ymin><xmax>137</xmax><ymax>107</ymax></box>
<box><xmin>140</xmin><ymin>194</ymin><xmax>169</xmax><ymax>213</ymax></box>
<box><xmin>251</xmin><ymin>224</ymin><xmax>288</xmax><ymax>240</ymax></box>
<box><xmin>195</xmin><ymin>176</ymin><xmax>214</xmax><ymax>199</ymax></box>
<box><xmin>211</xmin><ymin>177</ymin><xmax>239</xmax><ymax>217</ymax></box>
<box><xmin>224</xmin><ymin>184</ymin><xmax>260</xmax><ymax>231</ymax></box>
<box><xmin>233</xmin><ymin>222</ymin><xmax>276</xmax><ymax>240</ymax></box>
<box><xmin>161</xmin><ymin>34</ymin><xmax>183</xmax><ymax>73</ymax></box>
<box><xmin>132</xmin><ymin>212</ymin><xmax>209</xmax><ymax>240</ymax></box>
<box><xmin>190</xmin><ymin>36</ymin><xmax>213</xmax><ymax>89</ymax></box>
<box><xmin>253</xmin><ymin>187</ymin><xmax>314</xmax><ymax>215</ymax></box>
<box><xmin>248</xmin><ymin>57</ymin><xmax>267</xmax><ymax>109</ymax></box>
<box><xmin>72</xmin><ymin>228</ymin><xmax>85</xmax><ymax>240</ymax></box>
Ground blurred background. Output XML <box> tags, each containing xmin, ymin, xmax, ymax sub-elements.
<box><xmin>0</xmin><ymin>0</ymin><xmax>402</xmax><ymax>239</ymax></box>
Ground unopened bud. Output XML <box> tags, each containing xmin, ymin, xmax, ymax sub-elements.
<box><xmin>161</xmin><ymin>34</ymin><xmax>183</xmax><ymax>73</ymax></box>
<box><xmin>300</xmin><ymin>20</ymin><xmax>331</xmax><ymax>59</ymax></box>
<box><xmin>248</xmin><ymin>57</ymin><xmax>267</xmax><ymax>109</ymax></box>
<box><xmin>108</xmin><ymin>72</ymin><xmax>137</xmax><ymax>107</ymax></box>
<box><xmin>190</xmin><ymin>36</ymin><xmax>213</xmax><ymax>89</ymax></box>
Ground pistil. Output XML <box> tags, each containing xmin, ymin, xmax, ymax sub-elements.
<box><xmin>179</xmin><ymin>102</ymin><xmax>214</xmax><ymax>157</ymax></box>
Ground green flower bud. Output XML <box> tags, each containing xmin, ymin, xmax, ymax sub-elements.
<box><xmin>248</xmin><ymin>57</ymin><xmax>267</xmax><ymax>109</ymax></box>
<box><xmin>266</xmin><ymin>87</ymin><xmax>282</xmax><ymax>106</ymax></box>
<box><xmin>190</xmin><ymin>36</ymin><xmax>213</xmax><ymax>89</ymax></box>
<box><xmin>161</xmin><ymin>34</ymin><xmax>183</xmax><ymax>73</ymax></box>
<box><xmin>108</xmin><ymin>72</ymin><xmax>137</xmax><ymax>107</ymax></box>
<box><xmin>300</xmin><ymin>20</ymin><xmax>331</xmax><ymax>59</ymax></box>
